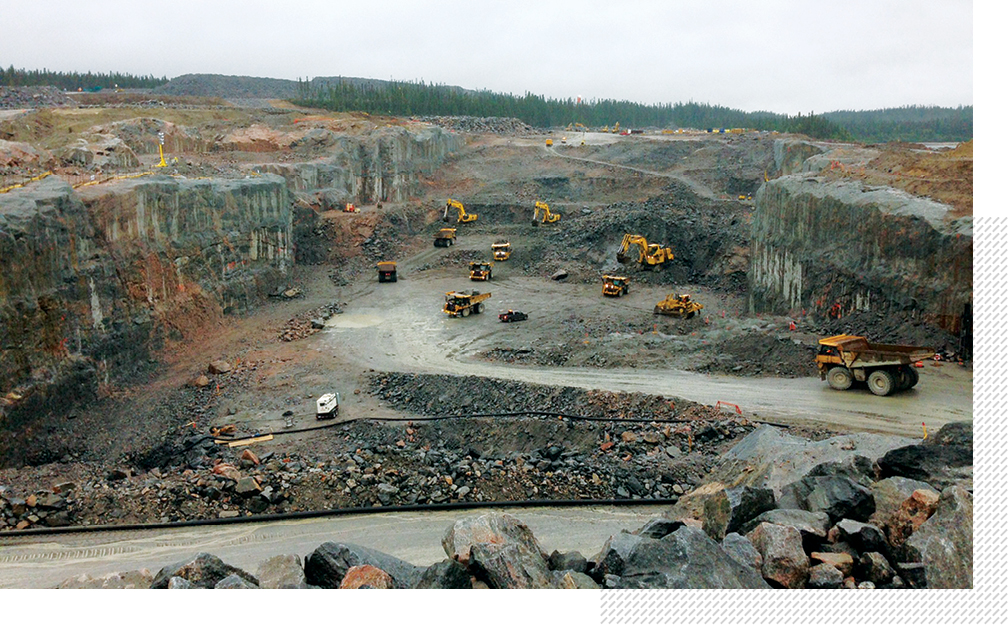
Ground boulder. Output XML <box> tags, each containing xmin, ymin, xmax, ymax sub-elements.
<box><xmin>589</xmin><ymin>531</ymin><xmax>648</xmax><ymax>579</ymax></box>
<box><xmin>442</xmin><ymin>512</ymin><xmax>547</xmax><ymax>567</ymax></box>
<box><xmin>703</xmin><ymin>485</ymin><xmax>775</xmax><ymax>540</ymax></box>
<box><xmin>208</xmin><ymin>360</ymin><xmax>232</xmax><ymax>375</ymax></box>
<box><xmin>256</xmin><ymin>554</ymin><xmax>308</xmax><ymax>589</ymax></box>
<box><xmin>902</xmin><ymin>485</ymin><xmax>972</xmax><ymax>588</ymax></box>
<box><xmin>151</xmin><ymin>553</ymin><xmax>258</xmax><ymax>589</ymax></box>
<box><xmin>805</xmin><ymin>455</ymin><xmax>875</xmax><ymax>486</ymax></box>
<box><xmin>234</xmin><ymin>476</ymin><xmax>262</xmax><ymax>497</ymax></box>
<box><xmin>468</xmin><ymin>541</ymin><xmax>553</xmax><ymax>589</ymax></box>
<box><xmin>887</xmin><ymin>488</ymin><xmax>940</xmax><ymax>547</ymax></box>
<box><xmin>746</xmin><ymin>522</ymin><xmax>809</xmax><ymax>588</ymax></box>
<box><xmin>339</xmin><ymin>564</ymin><xmax>395</xmax><ymax>589</ymax></box>
<box><xmin>721</xmin><ymin>533</ymin><xmax>762</xmax><ymax>570</ymax></box>
<box><xmin>633</xmin><ymin>517</ymin><xmax>684</xmax><ymax>540</ymax></box>
<box><xmin>858</xmin><ymin>552</ymin><xmax>895</xmax><ymax>586</ymax></box>
<box><xmin>304</xmin><ymin>542</ymin><xmax>421</xmax><ymax>589</ymax></box>
<box><xmin>877</xmin><ymin>422</ymin><xmax>972</xmax><ymax>491</ymax></box>
<box><xmin>548</xmin><ymin>550</ymin><xmax>589</xmax><ymax>573</ymax></box>
<box><xmin>553</xmin><ymin>570</ymin><xmax>599</xmax><ymax>589</ymax></box>
<box><xmin>809</xmin><ymin>551</ymin><xmax>854</xmax><ymax>577</ymax></box>
<box><xmin>869</xmin><ymin>476</ymin><xmax>938</xmax><ymax>528</ymax></box>
<box><xmin>807</xmin><ymin>562</ymin><xmax>844</xmax><ymax>589</ymax></box>
<box><xmin>834</xmin><ymin>519</ymin><xmax>888</xmax><ymax>556</ymax></box>
<box><xmin>778</xmin><ymin>476</ymin><xmax>875</xmax><ymax>523</ymax></box>
<box><xmin>739</xmin><ymin>508</ymin><xmax>830</xmax><ymax>549</ymax></box>
<box><xmin>167</xmin><ymin>576</ymin><xmax>193</xmax><ymax>589</ymax></box>
<box><xmin>215</xmin><ymin>574</ymin><xmax>259</xmax><ymax>589</ymax></box>
<box><xmin>599</xmin><ymin>525</ymin><xmax>769</xmax><ymax>589</ymax></box>
<box><xmin>415</xmin><ymin>559</ymin><xmax>473</xmax><ymax>589</ymax></box>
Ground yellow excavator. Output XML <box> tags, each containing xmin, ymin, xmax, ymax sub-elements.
<box><xmin>654</xmin><ymin>293</ymin><xmax>703</xmax><ymax>318</ymax></box>
<box><xmin>616</xmin><ymin>234</ymin><xmax>674</xmax><ymax>270</ymax></box>
<box><xmin>533</xmin><ymin>201</ymin><xmax>561</xmax><ymax>224</ymax></box>
<box><xmin>444</xmin><ymin>199</ymin><xmax>477</xmax><ymax>223</ymax></box>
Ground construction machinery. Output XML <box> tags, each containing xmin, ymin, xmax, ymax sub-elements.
<box><xmin>344</xmin><ymin>202</ymin><xmax>360</xmax><ymax>213</ymax></box>
<box><xmin>533</xmin><ymin>201</ymin><xmax>561</xmax><ymax>224</ymax></box>
<box><xmin>469</xmin><ymin>261</ymin><xmax>493</xmax><ymax>281</ymax></box>
<box><xmin>602</xmin><ymin>275</ymin><xmax>630</xmax><ymax>297</ymax></box>
<box><xmin>444</xmin><ymin>199</ymin><xmax>477</xmax><ymax>224</ymax></box>
<box><xmin>499</xmin><ymin>310</ymin><xmax>528</xmax><ymax>322</ymax></box>
<box><xmin>316</xmin><ymin>393</ymin><xmax>340</xmax><ymax>420</ymax></box>
<box><xmin>377</xmin><ymin>261</ymin><xmax>397</xmax><ymax>283</ymax></box>
<box><xmin>616</xmin><ymin>234</ymin><xmax>674</xmax><ymax>270</ymax></box>
<box><xmin>546</xmin><ymin>139</ymin><xmax>553</xmax><ymax>147</ymax></box>
<box><xmin>654</xmin><ymin>293</ymin><xmax>703</xmax><ymax>318</ymax></box>
<box><xmin>815</xmin><ymin>334</ymin><xmax>935</xmax><ymax>396</ymax></box>
<box><xmin>434</xmin><ymin>227</ymin><xmax>457</xmax><ymax>247</ymax></box>
<box><xmin>492</xmin><ymin>241</ymin><xmax>512</xmax><ymax>261</ymax></box>
<box><xmin>443</xmin><ymin>290</ymin><xmax>491</xmax><ymax>318</ymax></box>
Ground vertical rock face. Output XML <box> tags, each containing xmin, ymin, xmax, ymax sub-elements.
<box><xmin>748</xmin><ymin>176</ymin><xmax>972</xmax><ymax>332</ymax></box>
<box><xmin>263</xmin><ymin>125</ymin><xmax>462</xmax><ymax>204</ymax></box>
<box><xmin>0</xmin><ymin>174</ymin><xmax>291</xmax><ymax>433</ymax></box>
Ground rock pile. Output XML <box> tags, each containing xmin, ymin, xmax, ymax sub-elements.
<box><xmin>279</xmin><ymin>302</ymin><xmax>342</xmax><ymax>341</ymax></box>
<box><xmin>416</xmin><ymin>116</ymin><xmax>542</xmax><ymax>135</ymax></box>
<box><xmin>0</xmin><ymin>86</ymin><xmax>76</xmax><ymax>109</ymax></box>
<box><xmin>0</xmin><ymin>483</ymin><xmax>73</xmax><ymax>529</ymax></box>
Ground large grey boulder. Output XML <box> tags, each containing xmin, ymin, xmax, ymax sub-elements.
<box><xmin>304</xmin><ymin>542</ymin><xmax>422</xmax><ymax>589</ymax></box>
<box><xmin>442</xmin><ymin>512</ymin><xmax>548</xmax><ymax>566</ymax></box>
<box><xmin>415</xmin><ymin>559</ymin><xmax>473</xmax><ymax>589</ymax></box>
<box><xmin>779</xmin><ymin>476</ymin><xmax>875</xmax><ymax>524</ymax></box>
<box><xmin>150</xmin><ymin>553</ymin><xmax>258</xmax><ymax>589</ymax></box>
<box><xmin>597</xmin><ymin>526</ymin><xmax>770</xmax><ymax>589</ymax></box>
<box><xmin>746</xmin><ymin>522</ymin><xmax>810</xmax><ymax>588</ymax></box>
<box><xmin>214</xmin><ymin>574</ymin><xmax>258</xmax><ymax>589</ymax></box>
<box><xmin>468</xmin><ymin>541</ymin><xmax>553</xmax><ymax>589</ymax></box>
<box><xmin>740</xmin><ymin>508</ymin><xmax>830</xmax><ymax>550</ymax></box>
<box><xmin>703</xmin><ymin>485</ymin><xmax>776</xmax><ymax>541</ymax></box>
<box><xmin>903</xmin><ymin>485</ymin><xmax>972</xmax><ymax>588</ymax></box>
<box><xmin>877</xmin><ymin>422</ymin><xmax>973</xmax><ymax>491</ymax></box>
<box><xmin>721</xmin><ymin>533</ymin><xmax>762</xmax><ymax>570</ymax></box>
<box><xmin>256</xmin><ymin>554</ymin><xmax>309</xmax><ymax>589</ymax></box>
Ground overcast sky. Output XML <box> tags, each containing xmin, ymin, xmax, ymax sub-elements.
<box><xmin>2</xmin><ymin>0</ymin><xmax>975</xmax><ymax>114</ymax></box>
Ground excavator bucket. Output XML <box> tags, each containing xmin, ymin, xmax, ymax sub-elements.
<box><xmin>616</xmin><ymin>250</ymin><xmax>631</xmax><ymax>264</ymax></box>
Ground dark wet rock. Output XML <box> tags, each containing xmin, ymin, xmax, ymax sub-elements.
<box><xmin>304</xmin><ymin>542</ymin><xmax>421</xmax><ymax>589</ymax></box>
<box><xmin>151</xmin><ymin>552</ymin><xmax>258</xmax><ymax>589</ymax></box>
<box><xmin>902</xmin><ymin>485</ymin><xmax>972</xmax><ymax>588</ymax></box>
<box><xmin>778</xmin><ymin>476</ymin><xmax>875</xmax><ymax>524</ymax></box>
<box><xmin>746</xmin><ymin>522</ymin><xmax>809</xmax><ymax>588</ymax></box>
<box><xmin>633</xmin><ymin>517</ymin><xmax>684</xmax><ymax>540</ymax></box>
<box><xmin>548</xmin><ymin>550</ymin><xmax>589</xmax><ymax>573</ymax></box>
<box><xmin>703</xmin><ymin>485</ymin><xmax>775</xmax><ymax>540</ymax></box>
<box><xmin>858</xmin><ymin>552</ymin><xmax>895</xmax><ymax>586</ymax></box>
<box><xmin>256</xmin><ymin>554</ymin><xmax>308</xmax><ymax>589</ymax></box>
<box><xmin>596</xmin><ymin>526</ymin><xmax>769</xmax><ymax>589</ymax></box>
<box><xmin>721</xmin><ymin>532</ymin><xmax>762</xmax><ymax>570</ymax></box>
<box><xmin>415</xmin><ymin>559</ymin><xmax>473</xmax><ymax>589</ymax></box>
<box><xmin>877</xmin><ymin>422</ymin><xmax>972</xmax><ymax>491</ymax></box>
<box><xmin>807</xmin><ymin>562</ymin><xmax>844</xmax><ymax>589</ymax></box>
<box><xmin>806</xmin><ymin>455</ymin><xmax>876</xmax><ymax>486</ymax></box>
<box><xmin>835</xmin><ymin>519</ymin><xmax>888</xmax><ymax>556</ymax></box>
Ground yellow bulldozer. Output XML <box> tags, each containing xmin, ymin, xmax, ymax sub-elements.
<box><xmin>533</xmin><ymin>200</ymin><xmax>561</xmax><ymax>225</ymax></box>
<box><xmin>654</xmin><ymin>293</ymin><xmax>703</xmax><ymax>318</ymax></box>
<box><xmin>444</xmin><ymin>199</ymin><xmax>477</xmax><ymax>223</ymax></box>
<box><xmin>616</xmin><ymin>234</ymin><xmax>674</xmax><ymax>270</ymax></box>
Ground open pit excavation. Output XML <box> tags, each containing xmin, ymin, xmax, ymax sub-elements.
<box><xmin>0</xmin><ymin>87</ymin><xmax>972</xmax><ymax>589</ymax></box>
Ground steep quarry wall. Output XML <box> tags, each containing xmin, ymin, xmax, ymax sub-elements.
<box><xmin>0</xmin><ymin>174</ymin><xmax>290</xmax><ymax>421</ymax></box>
<box><xmin>263</xmin><ymin>125</ymin><xmax>463</xmax><ymax>205</ymax></box>
<box><xmin>749</xmin><ymin>175</ymin><xmax>972</xmax><ymax>332</ymax></box>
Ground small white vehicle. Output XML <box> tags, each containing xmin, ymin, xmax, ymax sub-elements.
<box><xmin>316</xmin><ymin>392</ymin><xmax>340</xmax><ymax>420</ymax></box>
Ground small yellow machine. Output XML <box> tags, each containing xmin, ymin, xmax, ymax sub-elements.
<box><xmin>444</xmin><ymin>199</ymin><xmax>477</xmax><ymax>223</ymax></box>
<box><xmin>492</xmin><ymin>241</ymin><xmax>512</xmax><ymax>261</ymax></box>
<box><xmin>533</xmin><ymin>201</ymin><xmax>561</xmax><ymax>224</ymax></box>
<box><xmin>602</xmin><ymin>275</ymin><xmax>630</xmax><ymax>297</ymax></box>
<box><xmin>654</xmin><ymin>293</ymin><xmax>703</xmax><ymax>318</ymax></box>
<box><xmin>469</xmin><ymin>261</ymin><xmax>493</xmax><ymax>281</ymax></box>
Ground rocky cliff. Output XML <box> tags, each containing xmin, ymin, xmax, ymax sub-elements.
<box><xmin>0</xmin><ymin>174</ymin><xmax>291</xmax><ymax>423</ymax></box>
<box><xmin>748</xmin><ymin>174</ymin><xmax>972</xmax><ymax>332</ymax></box>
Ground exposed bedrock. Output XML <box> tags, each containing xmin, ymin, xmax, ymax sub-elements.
<box><xmin>748</xmin><ymin>175</ymin><xmax>972</xmax><ymax>332</ymax></box>
<box><xmin>0</xmin><ymin>174</ymin><xmax>291</xmax><ymax>424</ymax></box>
<box><xmin>262</xmin><ymin>125</ymin><xmax>463</xmax><ymax>205</ymax></box>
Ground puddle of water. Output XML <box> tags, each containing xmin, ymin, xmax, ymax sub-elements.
<box><xmin>325</xmin><ymin>314</ymin><xmax>384</xmax><ymax>328</ymax></box>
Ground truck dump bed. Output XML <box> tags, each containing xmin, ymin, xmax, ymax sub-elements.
<box><xmin>818</xmin><ymin>334</ymin><xmax>935</xmax><ymax>368</ymax></box>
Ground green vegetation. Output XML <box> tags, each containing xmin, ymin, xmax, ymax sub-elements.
<box><xmin>292</xmin><ymin>79</ymin><xmax>853</xmax><ymax>140</ymax></box>
<box><xmin>0</xmin><ymin>66</ymin><xmax>168</xmax><ymax>90</ymax></box>
<box><xmin>824</xmin><ymin>106</ymin><xmax>972</xmax><ymax>143</ymax></box>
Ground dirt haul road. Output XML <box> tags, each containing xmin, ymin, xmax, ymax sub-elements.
<box><xmin>320</xmin><ymin>235</ymin><xmax>971</xmax><ymax>438</ymax></box>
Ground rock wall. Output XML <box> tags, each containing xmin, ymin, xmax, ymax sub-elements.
<box><xmin>0</xmin><ymin>174</ymin><xmax>291</xmax><ymax>421</ymax></box>
<box><xmin>749</xmin><ymin>175</ymin><xmax>972</xmax><ymax>332</ymax></box>
<box><xmin>263</xmin><ymin>125</ymin><xmax>462</xmax><ymax>205</ymax></box>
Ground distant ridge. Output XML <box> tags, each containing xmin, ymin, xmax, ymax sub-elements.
<box><xmin>153</xmin><ymin>73</ymin><xmax>470</xmax><ymax>100</ymax></box>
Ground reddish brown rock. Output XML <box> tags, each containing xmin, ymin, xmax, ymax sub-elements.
<box><xmin>887</xmin><ymin>489</ymin><xmax>940</xmax><ymax>547</ymax></box>
<box><xmin>339</xmin><ymin>564</ymin><xmax>394</xmax><ymax>589</ymax></box>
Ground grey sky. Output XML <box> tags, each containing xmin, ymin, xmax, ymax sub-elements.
<box><xmin>2</xmin><ymin>0</ymin><xmax>974</xmax><ymax>113</ymax></box>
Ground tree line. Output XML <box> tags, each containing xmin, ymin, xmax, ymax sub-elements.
<box><xmin>0</xmin><ymin>66</ymin><xmax>168</xmax><ymax>90</ymax></box>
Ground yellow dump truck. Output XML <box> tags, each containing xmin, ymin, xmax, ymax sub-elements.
<box><xmin>434</xmin><ymin>227</ymin><xmax>457</xmax><ymax>247</ymax></box>
<box><xmin>469</xmin><ymin>261</ymin><xmax>493</xmax><ymax>281</ymax></box>
<box><xmin>377</xmin><ymin>261</ymin><xmax>398</xmax><ymax>283</ymax></box>
<box><xmin>492</xmin><ymin>241</ymin><xmax>512</xmax><ymax>261</ymax></box>
<box><xmin>443</xmin><ymin>290</ymin><xmax>492</xmax><ymax>317</ymax></box>
<box><xmin>815</xmin><ymin>334</ymin><xmax>935</xmax><ymax>396</ymax></box>
<box><xmin>602</xmin><ymin>275</ymin><xmax>630</xmax><ymax>297</ymax></box>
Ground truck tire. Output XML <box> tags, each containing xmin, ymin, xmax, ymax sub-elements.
<box><xmin>476</xmin><ymin>303</ymin><xmax>484</xmax><ymax>314</ymax></box>
<box><xmin>462</xmin><ymin>307</ymin><xmax>470</xmax><ymax>317</ymax></box>
<box><xmin>827</xmin><ymin>366</ymin><xmax>853</xmax><ymax>391</ymax></box>
<box><xmin>907</xmin><ymin>365</ymin><xmax>920</xmax><ymax>388</ymax></box>
<box><xmin>868</xmin><ymin>369</ymin><xmax>896</xmax><ymax>396</ymax></box>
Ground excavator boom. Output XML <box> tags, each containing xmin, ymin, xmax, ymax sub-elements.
<box><xmin>445</xmin><ymin>199</ymin><xmax>477</xmax><ymax>223</ymax></box>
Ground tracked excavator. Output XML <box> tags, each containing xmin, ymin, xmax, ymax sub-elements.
<box><xmin>533</xmin><ymin>201</ymin><xmax>561</xmax><ymax>224</ymax></box>
<box><xmin>616</xmin><ymin>234</ymin><xmax>674</xmax><ymax>270</ymax></box>
<box><xmin>444</xmin><ymin>199</ymin><xmax>477</xmax><ymax>223</ymax></box>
